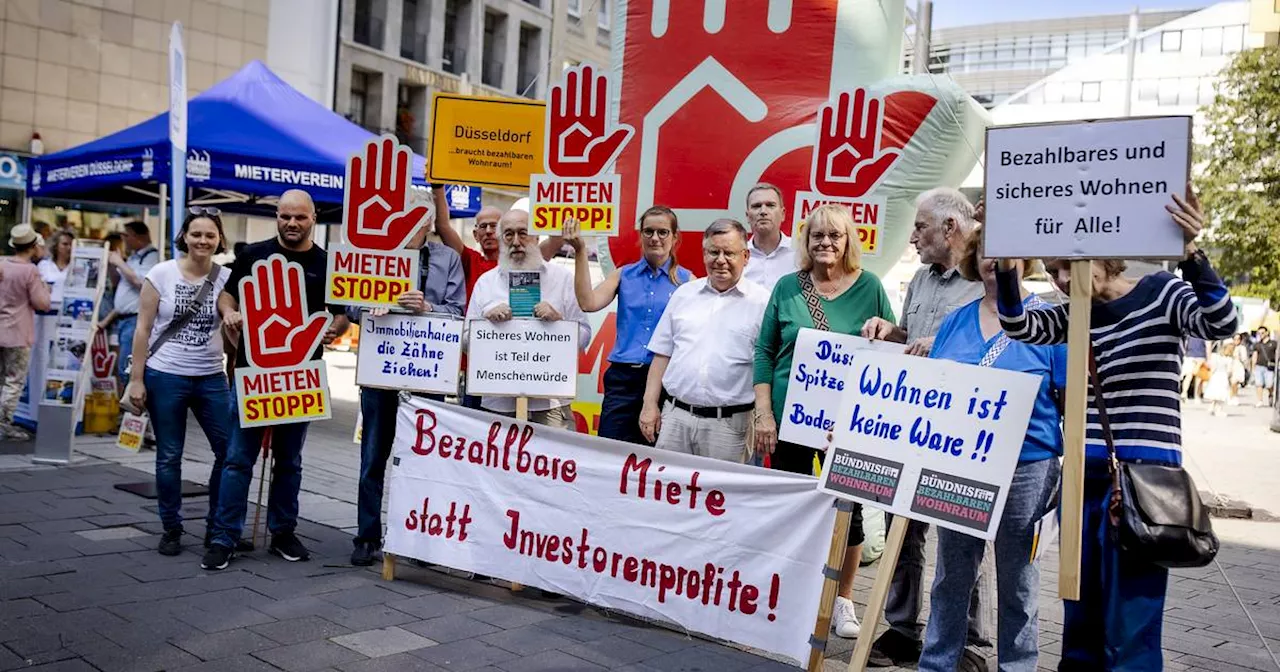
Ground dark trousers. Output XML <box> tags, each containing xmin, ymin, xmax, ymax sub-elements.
<box><xmin>356</xmin><ymin>388</ymin><xmax>442</xmax><ymax>546</ymax></box>
<box><xmin>1060</xmin><ymin>468</ymin><xmax>1168</xmax><ymax>671</ymax></box>
<box><xmin>598</xmin><ymin>363</ymin><xmax>651</xmax><ymax>445</ymax></box>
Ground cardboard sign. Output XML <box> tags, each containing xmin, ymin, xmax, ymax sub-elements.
<box><xmin>355</xmin><ymin>313</ymin><xmax>463</xmax><ymax>395</ymax></box>
<box><xmin>385</xmin><ymin>400</ymin><xmax>838</xmax><ymax>666</ymax></box>
<box><xmin>427</xmin><ymin>93</ymin><xmax>545</xmax><ymax>189</ymax></box>
<box><xmin>236</xmin><ymin>254</ymin><xmax>334</xmax><ymax>427</ymax></box>
<box><xmin>117</xmin><ymin>412</ymin><xmax>147</xmax><ymax>452</ymax></box>
<box><xmin>779</xmin><ymin>329</ymin><xmax>905</xmax><ymax>448</ymax></box>
<box><xmin>466</xmin><ymin>318</ymin><xmax>578</xmax><ymax>399</ymax></box>
<box><xmin>983</xmin><ymin>116</ymin><xmax>1192</xmax><ymax>260</ymax></box>
<box><xmin>820</xmin><ymin>351</ymin><xmax>1041</xmax><ymax>540</ymax></box>
<box><xmin>792</xmin><ymin>193</ymin><xmax>886</xmax><ymax>256</ymax></box>
<box><xmin>529</xmin><ymin>65</ymin><xmax>633</xmax><ymax>235</ymax></box>
<box><xmin>328</xmin><ymin>135</ymin><xmax>430</xmax><ymax>307</ymax></box>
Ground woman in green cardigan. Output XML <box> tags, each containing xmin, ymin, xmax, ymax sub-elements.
<box><xmin>752</xmin><ymin>204</ymin><xmax>896</xmax><ymax>639</ymax></box>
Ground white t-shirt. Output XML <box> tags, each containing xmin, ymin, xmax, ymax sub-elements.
<box><xmin>144</xmin><ymin>260</ymin><xmax>231</xmax><ymax>377</ymax></box>
<box><xmin>37</xmin><ymin>259</ymin><xmax>67</xmax><ymax>306</ymax></box>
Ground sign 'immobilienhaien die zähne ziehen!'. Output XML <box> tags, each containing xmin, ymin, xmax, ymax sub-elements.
<box><xmin>356</xmin><ymin>313</ymin><xmax>463</xmax><ymax>396</ymax></box>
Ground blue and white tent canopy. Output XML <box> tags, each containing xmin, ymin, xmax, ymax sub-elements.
<box><xmin>26</xmin><ymin>60</ymin><xmax>481</xmax><ymax>221</ymax></box>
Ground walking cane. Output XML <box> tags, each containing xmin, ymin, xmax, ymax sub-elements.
<box><xmin>250</xmin><ymin>428</ymin><xmax>274</xmax><ymax>550</ymax></box>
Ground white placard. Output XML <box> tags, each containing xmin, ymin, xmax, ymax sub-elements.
<box><xmin>355</xmin><ymin>313</ymin><xmax>462</xmax><ymax>395</ymax></box>
<box><xmin>779</xmin><ymin>329</ymin><xmax>905</xmax><ymax>448</ymax></box>
<box><xmin>117</xmin><ymin>412</ymin><xmax>147</xmax><ymax>452</ymax></box>
<box><xmin>385</xmin><ymin>400</ymin><xmax>837</xmax><ymax>665</ymax></box>
<box><xmin>466</xmin><ymin>318</ymin><xmax>578</xmax><ymax>398</ymax></box>
<box><xmin>983</xmin><ymin>116</ymin><xmax>1191</xmax><ymax>260</ymax></box>
<box><xmin>820</xmin><ymin>352</ymin><xmax>1041</xmax><ymax>540</ymax></box>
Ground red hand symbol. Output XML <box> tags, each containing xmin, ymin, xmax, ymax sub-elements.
<box><xmin>90</xmin><ymin>329</ymin><xmax>116</xmax><ymax>379</ymax></box>
<box><xmin>342</xmin><ymin>135</ymin><xmax>430</xmax><ymax>251</ymax></box>
<box><xmin>813</xmin><ymin>89</ymin><xmax>901</xmax><ymax>198</ymax></box>
<box><xmin>239</xmin><ymin>255</ymin><xmax>332</xmax><ymax>370</ymax></box>
<box><xmin>547</xmin><ymin>65</ymin><xmax>635</xmax><ymax>177</ymax></box>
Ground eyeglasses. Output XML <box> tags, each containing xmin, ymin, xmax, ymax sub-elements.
<box><xmin>475</xmin><ymin>222</ymin><xmax>498</xmax><ymax>231</ymax></box>
<box><xmin>810</xmin><ymin>231</ymin><xmax>845</xmax><ymax>243</ymax></box>
<box><xmin>704</xmin><ymin>249</ymin><xmax>743</xmax><ymax>260</ymax></box>
<box><xmin>641</xmin><ymin>228</ymin><xmax>672</xmax><ymax>239</ymax></box>
<box><xmin>188</xmin><ymin>206</ymin><xmax>221</xmax><ymax>217</ymax></box>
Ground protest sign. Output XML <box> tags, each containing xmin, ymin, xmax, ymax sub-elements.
<box><xmin>384</xmin><ymin>400</ymin><xmax>838</xmax><ymax>665</ymax></box>
<box><xmin>983</xmin><ymin>116</ymin><xmax>1192</xmax><ymax>260</ymax></box>
<box><xmin>466</xmin><ymin>319</ymin><xmax>578</xmax><ymax>399</ymax></box>
<box><xmin>355</xmin><ymin>313</ymin><xmax>463</xmax><ymax>396</ymax></box>
<box><xmin>530</xmin><ymin>65</ymin><xmax>633</xmax><ymax>235</ymax></box>
<box><xmin>820</xmin><ymin>351</ymin><xmax>1041</xmax><ymax>540</ymax></box>
<box><xmin>235</xmin><ymin>254</ymin><xmax>334</xmax><ymax>428</ymax></box>
<box><xmin>428</xmin><ymin>93</ymin><xmax>545</xmax><ymax>189</ymax></box>
<box><xmin>327</xmin><ymin>135</ymin><xmax>430</xmax><ymax>308</ymax></box>
<box><xmin>116</xmin><ymin>412</ymin><xmax>147</xmax><ymax>453</ymax></box>
<box><xmin>779</xmin><ymin>329</ymin><xmax>905</xmax><ymax>448</ymax></box>
<box><xmin>792</xmin><ymin>194</ymin><xmax>885</xmax><ymax>256</ymax></box>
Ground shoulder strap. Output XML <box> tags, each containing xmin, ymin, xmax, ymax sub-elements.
<box><xmin>796</xmin><ymin>271</ymin><xmax>831</xmax><ymax>331</ymax></box>
<box><xmin>1086</xmin><ymin>348</ymin><xmax>1119</xmax><ymax>468</ymax></box>
<box><xmin>149</xmin><ymin>263</ymin><xmax>221</xmax><ymax>356</ymax></box>
<box><xmin>979</xmin><ymin>295</ymin><xmax>1050</xmax><ymax>368</ymax></box>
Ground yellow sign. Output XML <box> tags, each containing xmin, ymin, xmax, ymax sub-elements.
<box><xmin>234</xmin><ymin>362</ymin><xmax>333</xmax><ymax>428</ymax></box>
<box><xmin>530</xmin><ymin>175</ymin><xmax>621</xmax><ymax>235</ymax></box>
<box><xmin>428</xmin><ymin>93</ymin><xmax>545</xmax><ymax>190</ymax></box>
<box><xmin>117</xmin><ymin>412</ymin><xmax>147</xmax><ymax>453</ymax></box>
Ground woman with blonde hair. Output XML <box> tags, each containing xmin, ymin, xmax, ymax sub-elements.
<box><xmin>753</xmin><ymin>204</ymin><xmax>895</xmax><ymax>638</ymax></box>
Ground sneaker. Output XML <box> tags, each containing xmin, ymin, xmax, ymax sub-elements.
<box><xmin>158</xmin><ymin>529</ymin><xmax>182</xmax><ymax>556</ymax></box>
<box><xmin>866</xmin><ymin>629</ymin><xmax>923</xmax><ymax>667</ymax></box>
<box><xmin>203</xmin><ymin>530</ymin><xmax>255</xmax><ymax>553</ymax></box>
<box><xmin>3</xmin><ymin>426</ymin><xmax>32</xmax><ymax>442</ymax></box>
<box><xmin>832</xmin><ymin>596</ymin><xmax>860</xmax><ymax>638</ymax></box>
<box><xmin>201</xmin><ymin>543</ymin><xmax>234</xmax><ymax>570</ymax></box>
<box><xmin>351</xmin><ymin>540</ymin><xmax>377</xmax><ymax>567</ymax></box>
<box><xmin>268</xmin><ymin>532</ymin><xmax>310</xmax><ymax>562</ymax></box>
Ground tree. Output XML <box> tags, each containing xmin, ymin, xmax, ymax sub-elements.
<box><xmin>1199</xmin><ymin>45</ymin><xmax>1280</xmax><ymax>304</ymax></box>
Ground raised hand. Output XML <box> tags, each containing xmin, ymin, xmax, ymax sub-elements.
<box><xmin>343</xmin><ymin>135</ymin><xmax>430</xmax><ymax>251</ymax></box>
<box><xmin>239</xmin><ymin>255</ymin><xmax>333</xmax><ymax>370</ymax></box>
<box><xmin>90</xmin><ymin>329</ymin><xmax>116</xmax><ymax>380</ymax></box>
<box><xmin>1166</xmin><ymin>183</ymin><xmax>1204</xmax><ymax>257</ymax></box>
<box><xmin>547</xmin><ymin>65</ymin><xmax>634</xmax><ymax>178</ymax></box>
<box><xmin>813</xmin><ymin>89</ymin><xmax>902</xmax><ymax>198</ymax></box>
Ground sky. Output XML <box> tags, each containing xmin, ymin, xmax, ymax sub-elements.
<box><xmin>931</xmin><ymin>0</ymin><xmax>1212</xmax><ymax>28</ymax></box>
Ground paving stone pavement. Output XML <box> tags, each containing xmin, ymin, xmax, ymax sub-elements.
<box><xmin>3</xmin><ymin>356</ymin><xmax>1280</xmax><ymax>671</ymax></box>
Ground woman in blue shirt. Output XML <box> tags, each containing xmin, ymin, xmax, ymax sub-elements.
<box><xmin>564</xmin><ymin>206</ymin><xmax>691</xmax><ymax>444</ymax></box>
<box><xmin>918</xmin><ymin>231</ymin><xmax>1065</xmax><ymax>672</ymax></box>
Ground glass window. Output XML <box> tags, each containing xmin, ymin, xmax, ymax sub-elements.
<box><xmin>1179</xmin><ymin>78</ymin><xmax>1199</xmax><ymax>106</ymax></box>
<box><xmin>1082</xmin><ymin>81</ymin><xmax>1101</xmax><ymax>102</ymax></box>
<box><xmin>1223</xmin><ymin>25</ymin><xmax>1244</xmax><ymax>53</ymax></box>
<box><xmin>1104</xmin><ymin>29</ymin><xmax>1125</xmax><ymax>46</ymax></box>
<box><xmin>1061</xmin><ymin>81</ymin><xmax>1083</xmax><ymax>103</ymax></box>
<box><xmin>980</xmin><ymin>38</ymin><xmax>995</xmax><ymax>62</ymax></box>
<box><xmin>1201</xmin><ymin>27</ymin><xmax>1222</xmax><ymax>56</ymax></box>
<box><xmin>1138</xmin><ymin>79</ymin><xmax>1157</xmax><ymax>102</ymax></box>
<box><xmin>1015</xmin><ymin>36</ymin><xmax>1031</xmax><ymax>62</ymax></box>
<box><xmin>1050</xmin><ymin>34</ymin><xmax>1067</xmax><ymax>58</ymax></box>
<box><xmin>996</xmin><ymin>37</ymin><xmax>1014</xmax><ymax>62</ymax></box>
<box><xmin>1158</xmin><ymin>78</ymin><xmax>1178</xmax><ymax>105</ymax></box>
<box><xmin>1067</xmin><ymin>33</ymin><xmax>1086</xmax><ymax>60</ymax></box>
<box><xmin>1161</xmin><ymin>30</ymin><xmax>1181</xmax><ymax>52</ymax></box>
<box><xmin>1182</xmin><ymin>28</ymin><xmax>1201</xmax><ymax>55</ymax></box>
<box><xmin>1031</xmin><ymin>39</ymin><xmax>1049</xmax><ymax>59</ymax></box>
<box><xmin>566</xmin><ymin>0</ymin><xmax>580</xmax><ymax>16</ymax></box>
<box><xmin>598</xmin><ymin>0</ymin><xmax>610</xmax><ymax>30</ymax></box>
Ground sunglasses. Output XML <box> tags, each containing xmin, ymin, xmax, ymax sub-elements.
<box><xmin>188</xmin><ymin>206</ymin><xmax>222</xmax><ymax>217</ymax></box>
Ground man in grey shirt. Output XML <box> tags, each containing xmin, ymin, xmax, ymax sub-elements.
<box><xmin>110</xmin><ymin>221</ymin><xmax>159</xmax><ymax>386</ymax></box>
<box><xmin>861</xmin><ymin>187</ymin><xmax>987</xmax><ymax>669</ymax></box>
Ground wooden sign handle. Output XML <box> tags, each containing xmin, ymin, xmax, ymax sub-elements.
<box><xmin>807</xmin><ymin>507</ymin><xmax>853</xmax><ymax>671</ymax></box>
<box><xmin>509</xmin><ymin>396</ymin><xmax>530</xmax><ymax>593</ymax></box>
<box><xmin>846</xmin><ymin>516</ymin><xmax>909</xmax><ymax>672</ymax></box>
<box><xmin>1059</xmin><ymin>260</ymin><xmax>1093</xmax><ymax>600</ymax></box>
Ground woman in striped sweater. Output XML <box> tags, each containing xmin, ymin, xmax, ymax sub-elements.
<box><xmin>994</xmin><ymin>188</ymin><xmax>1237</xmax><ymax>671</ymax></box>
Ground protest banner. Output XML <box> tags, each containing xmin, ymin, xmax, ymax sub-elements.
<box><xmin>427</xmin><ymin>93</ymin><xmax>545</xmax><ymax>189</ymax></box>
<box><xmin>983</xmin><ymin>116</ymin><xmax>1192</xmax><ymax>260</ymax></box>
<box><xmin>355</xmin><ymin>313</ymin><xmax>463</xmax><ymax>396</ymax></box>
<box><xmin>530</xmin><ymin>65</ymin><xmax>633</xmax><ymax>235</ymax></box>
<box><xmin>116</xmin><ymin>412</ymin><xmax>147</xmax><ymax>453</ymax></box>
<box><xmin>465</xmin><ymin>318</ymin><xmax>579</xmax><ymax>399</ymax></box>
<box><xmin>383</xmin><ymin>399</ymin><xmax>839</xmax><ymax>666</ymax></box>
<box><xmin>327</xmin><ymin>135</ymin><xmax>430</xmax><ymax>308</ymax></box>
<box><xmin>780</xmin><ymin>329</ymin><xmax>904</xmax><ymax>448</ymax></box>
<box><xmin>235</xmin><ymin>254</ymin><xmax>334</xmax><ymax>428</ymax></box>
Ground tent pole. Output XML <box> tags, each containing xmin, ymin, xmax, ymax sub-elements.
<box><xmin>158</xmin><ymin>183</ymin><xmax>168</xmax><ymax>261</ymax></box>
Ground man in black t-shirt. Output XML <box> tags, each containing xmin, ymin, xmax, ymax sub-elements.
<box><xmin>202</xmin><ymin>189</ymin><xmax>351</xmax><ymax>571</ymax></box>
<box><xmin>1254</xmin><ymin>327</ymin><xmax>1277</xmax><ymax>407</ymax></box>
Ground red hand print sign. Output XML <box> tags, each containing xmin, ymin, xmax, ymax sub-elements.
<box><xmin>89</xmin><ymin>329</ymin><xmax>116</xmax><ymax>381</ymax></box>
<box><xmin>328</xmin><ymin>134</ymin><xmax>429</xmax><ymax>308</ymax></box>
<box><xmin>609</xmin><ymin>0</ymin><xmax>989</xmax><ymax>276</ymax></box>
<box><xmin>530</xmin><ymin>65</ymin><xmax>635</xmax><ymax>236</ymax></box>
<box><xmin>236</xmin><ymin>254</ymin><xmax>333</xmax><ymax>428</ymax></box>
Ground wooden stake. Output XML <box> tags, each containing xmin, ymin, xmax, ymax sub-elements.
<box><xmin>382</xmin><ymin>552</ymin><xmax>397</xmax><ymax>581</ymax></box>
<box><xmin>250</xmin><ymin>428</ymin><xmax>274</xmax><ymax>550</ymax></box>
<box><xmin>510</xmin><ymin>397</ymin><xmax>530</xmax><ymax>593</ymax></box>
<box><xmin>806</xmin><ymin>507</ymin><xmax>852</xmax><ymax>672</ymax></box>
<box><xmin>847</xmin><ymin>516</ymin><xmax>909</xmax><ymax>672</ymax></box>
<box><xmin>1059</xmin><ymin>260</ymin><xmax>1093</xmax><ymax>601</ymax></box>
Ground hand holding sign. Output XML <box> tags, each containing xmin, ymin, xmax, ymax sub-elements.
<box><xmin>548</xmin><ymin>65</ymin><xmax>634</xmax><ymax>178</ymax></box>
<box><xmin>240</xmin><ymin>255</ymin><xmax>333</xmax><ymax>370</ymax></box>
<box><xmin>1166</xmin><ymin>185</ymin><xmax>1203</xmax><ymax>257</ymax></box>
<box><xmin>813</xmin><ymin>89</ymin><xmax>901</xmax><ymax>198</ymax></box>
<box><xmin>343</xmin><ymin>135</ymin><xmax>429</xmax><ymax>250</ymax></box>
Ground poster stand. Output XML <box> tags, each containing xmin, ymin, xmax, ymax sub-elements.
<box><xmin>806</xmin><ymin>504</ymin><xmax>852</xmax><ymax>672</ymax></box>
<box><xmin>845</xmin><ymin>517</ymin><xmax>909</xmax><ymax>672</ymax></box>
<box><xmin>1058</xmin><ymin>260</ymin><xmax>1093</xmax><ymax>600</ymax></box>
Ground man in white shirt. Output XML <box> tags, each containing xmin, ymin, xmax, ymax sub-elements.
<box><xmin>110</xmin><ymin>221</ymin><xmax>159</xmax><ymax>385</ymax></box>
<box><xmin>639</xmin><ymin>219</ymin><xmax>769</xmax><ymax>463</ymax></box>
<box><xmin>465</xmin><ymin>208</ymin><xmax>591</xmax><ymax>429</ymax></box>
<box><xmin>741</xmin><ymin>183</ymin><xmax>796</xmax><ymax>291</ymax></box>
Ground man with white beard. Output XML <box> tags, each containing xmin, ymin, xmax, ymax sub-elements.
<box><xmin>465</xmin><ymin>208</ymin><xmax>591</xmax><ymax>428</ymax></box>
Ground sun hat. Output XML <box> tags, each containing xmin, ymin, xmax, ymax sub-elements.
<box><xmin>9</xmin><ymin>224</ymin><xmax>43</xmax><ymax>248</ymax></box>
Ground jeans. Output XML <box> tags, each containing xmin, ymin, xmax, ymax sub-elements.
<box><xmin>598</xmin><ymin>364</ymin><xmax>651</xmax><ymax>444</ymax></box>
<box><xmin>1060</xmin><ymin>465</ymin><xmax>1169</xmax><ymax>672</ymax></box>
<box><xmin>356</xmin><ymin>389</ymin><xmax>442</xmax><ymax>545</ymax></box>
<box><xmin>144</xmin><ymin>368</ymin><xmax>231</xmax><ymax>532</ymax></box>
<box><xmin>115</xmin><ymin>315</ymin><xmax>137</xmax><ymax>386</ymax></box>
<box><xmin>209</xmin><ymin>388</ymin><xmax>310</xmax><ymax>548</ymax></box>
<box><xmin>884</xmin><ymin>515</ymin><xmax>989</xmax><ymax>644</ymax></box>
<box><xmin>920</xmin><ymin>458</ymin><xmax>1059</xmax><ymax>672</ymax></box>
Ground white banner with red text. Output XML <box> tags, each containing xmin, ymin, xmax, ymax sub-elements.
<box><xmin>384</xmin><ymin>400</ymin><xmax>838</xmax><ymax>665</ymax></box>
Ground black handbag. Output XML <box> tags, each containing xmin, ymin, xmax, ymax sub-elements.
<box><xmin>1089</xmin><ymin>352</ymin><xmax>1219</xmax><ymax>568</ymax></box>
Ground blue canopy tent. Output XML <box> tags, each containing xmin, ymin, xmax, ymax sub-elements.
<box><xmin>25</xmin><ymin>60</ymin><xmax>480</xmax><ymax>225</ymax></box>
